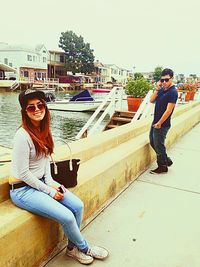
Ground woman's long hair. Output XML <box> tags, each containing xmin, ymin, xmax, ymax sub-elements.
<box><xmin>21</xmin><ymin>99</ymin><xmax>54</xmax><ymax>156</ymax></box>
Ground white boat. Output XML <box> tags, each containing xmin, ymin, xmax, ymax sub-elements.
<box><xmin>46</xmin><ymin>90</ymin><xmax>110</xmax><ymax>112</ymax></box>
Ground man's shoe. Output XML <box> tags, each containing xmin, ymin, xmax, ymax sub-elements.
<box><xmin>167</xmin><ymin>157</ymin><xmax>173</xmax><ymax>167</ymax></box>
<box><xmin>87</xmin><ymin>246</ymin><xmax>109</xmax><ymax>260</ymax></box>
<box><xmin>66</xmin><ymin>247</ymin><xmax>94</xmax><ymax>265</ymax></box>
<box><xmin>150</xmin><ymin>165</ymin><xmax>168</xmax><ymax>174</ymax></box>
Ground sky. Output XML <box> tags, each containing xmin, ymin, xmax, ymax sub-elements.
<box><xmin>1</xmin><ymin>0</ymin><xmax>200</xmax><ymax>76</ymax></box>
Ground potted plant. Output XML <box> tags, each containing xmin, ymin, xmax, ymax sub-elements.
<box><xmin>178</xmin><ymin>83</ymin><xmax>197</xmax><ymax>101</ymax></box>
<box><xmin>125</xmin><ymin>77</ymin><xmax>153</xmax><ymax>112</ymax></box>
<box><xmin>187</xmin><ymin>83</ymin><xmax>197</xmax><ymax>100</ymax></box>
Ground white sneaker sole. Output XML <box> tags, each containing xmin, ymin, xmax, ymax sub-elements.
<box><xmin>88</xmin><ymin>246</ymin><xmax>109</xmax><ymax>260</ymax></box>
<box><xmin>66</xmin><ymin>252</ymin><xmax>94</xmax><ymax>265</ymax></box>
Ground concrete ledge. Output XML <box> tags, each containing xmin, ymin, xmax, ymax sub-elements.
<box><xmin>0</xmin><ymin>101</ymin><xmax>200</xmax><ymax>267</ymax></box>
<box><xmin>33</xmin><ymin>101</ymin><xmax>200</xmax><ymax>164</ymax></box>
<box><xmin>0</xmin><ymin>164</ymin><xmax>11</xmax><ymax>203</ymax></box>
<box><xmin>0</xmin><ymin>200</ymin><xmax>64</xmax><ymax>267</ymax></box>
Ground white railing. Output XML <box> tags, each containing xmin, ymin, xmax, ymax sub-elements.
<box><xmin>44</xmin><ymin>78</ymin><xmax>59</xmax><ymax>84</ymax></box>
<box><xmin>194</xmin><ymin>89</ymin><xmax>200</xmax><ymax>100</ymax></box>
<box><xmin>131</xmin><ymin>90</ymin><xmax>153</xmax><ymax>122</ymax></box>
<box><xmin>10</xmin><ymin>81</ymin><xmax>20</xmax><ymax>91</ymax></box>
<box><xmin>75</xmin><ymin>87</ymin><xmax>124</xmax><ymax>139</ymax></box>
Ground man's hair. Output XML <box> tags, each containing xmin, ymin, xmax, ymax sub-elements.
<box><xmin>161</xmin><ymin>68</ymin><xmax>174</xmax><ymax>78</ymax></box>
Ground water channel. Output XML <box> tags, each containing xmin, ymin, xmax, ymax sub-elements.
<box><xmin>0</xmin><ymin>90</ymin><xmax>109</xmax><ymax>148</ymax></box>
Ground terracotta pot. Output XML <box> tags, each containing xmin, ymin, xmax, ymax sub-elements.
<box><xmin>185</xmin><ymin>91</ymin><xmax>195</xmax><ymax>101</ymax></box>
<box><xmin>127</xmin><ymin>97</ymin><xmax>142</xmax><ymax>112</ymax></box>
<box><xmin>185</xmin><ymin>92</ymin><xmax>191</xmax><ymax>102</ymax></box>
<box><xmin>189</xmin><ymin>91</ymin><xmax>195</xmax><ymax>100</ymax></box>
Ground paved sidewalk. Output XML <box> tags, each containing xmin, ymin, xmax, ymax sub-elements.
<box><xmin>46</xmin><ymin>122</ymin><xmax>200</xmax><ymax>267</ymax></box>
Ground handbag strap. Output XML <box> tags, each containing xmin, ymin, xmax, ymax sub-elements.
<box><xmin>50</xmin><ymin>154</ymin><xmax>58</xmax><ymax>174</ymax></box>
<box><xmin>51</xmin><ymin>139</ymin><xmax>73</xmax><ymax>171</ymax></box>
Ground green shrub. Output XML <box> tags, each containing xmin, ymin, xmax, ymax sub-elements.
<box><xmin>125</xmin><ymin>78</ymin><xmax>153</xmax><ymax>98</ymax></box>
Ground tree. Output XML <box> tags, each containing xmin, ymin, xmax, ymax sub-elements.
<box><xmin>189</xmin><ymin>74</ymin><xmax>197</xmax><ymax>81</ymax></box>
<box><xmin>59</xmin><ymin>31</ymin><xmax>95</xmax><ymax>74</ymax></box>
<box><xmin>134</xmin><ymin>72</ymin><xmax>144</xmax><ymax>80</ymax></box>
<box><xmin>153</xmin><ymin>66</ymin><xmax>163</xmax><ymax>82</ymax></box>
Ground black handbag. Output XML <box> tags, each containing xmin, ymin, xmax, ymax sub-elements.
<box><xmin>50</xmin><ymin>141</ymin><xmax>80</xmax><ymax>188</ymax></box>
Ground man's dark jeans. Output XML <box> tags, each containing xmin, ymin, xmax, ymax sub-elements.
<box><xmin>149</xmin><ymin>125</ymin><xmax>170</xmax><ymax>166</ymax></box>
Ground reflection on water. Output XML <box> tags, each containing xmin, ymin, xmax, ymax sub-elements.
<box><xmin>0</xmin><ymin>91</ymin><xmax>103</xmax><ymax>148</ymax></box>
<box><xmin>50</xmin><ymin>110</ymin><xmax>92</xmax><ymax>144</ymax></box>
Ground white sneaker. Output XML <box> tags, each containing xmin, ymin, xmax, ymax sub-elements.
<box><xmin>66</xmin><ymin>247</ymin><xmax>94</xmax><ymax>265</ymax></box>
<box><xmin>87</xmin><ymin>246</ymin><xmax>109</xmax><ymax>260</ymax></box>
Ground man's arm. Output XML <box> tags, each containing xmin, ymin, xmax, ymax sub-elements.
<box><xmin>150</xmin><ymin>81</ymin><xmax>161</xmax><ymax>103</ymax></box>
<box><xmin>150</xmin><ymin>90</ymin><xmax>159</xmax><ymax>103</ymax></box>
<box><xmin>153</xmin><ymin>103</ymin><xmax>176</xmax><ymax>128</ymax></box>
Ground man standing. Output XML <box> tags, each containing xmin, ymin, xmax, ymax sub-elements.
<box><xmin>149</xmin><ymin>68</ymin><xmax>178</xmax><ymax>174</ymax></box>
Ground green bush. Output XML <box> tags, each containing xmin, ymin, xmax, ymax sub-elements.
<box><xmin>125</xmin><ymin>78</ymin><xmax>153</xmax><ymax>98</ymax></box>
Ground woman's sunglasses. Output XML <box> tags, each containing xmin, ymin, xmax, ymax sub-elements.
<box><xmin>26</xmin><ymin>103</ymin><xmax>46</xmax><ymax>113</ymax></box>
<box><xmin>160</xmin><ymin>78</ymin><xmax>171</xmax><ymax>83</ymax></box>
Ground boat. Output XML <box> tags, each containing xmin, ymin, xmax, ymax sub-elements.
<box><xmin>46</xmin><ymin>90</ymin><xmax>110</xmax><ymax>112</ymax></box>
<box><xmin>92</xmin><ymin>88</ymin><xmax>111</xmax><ymax>93</ymax></box>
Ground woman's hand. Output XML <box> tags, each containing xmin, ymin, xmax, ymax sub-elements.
<box><xmin>51</xmin><ymin>186</ymin><xmax>64</xmax><ymax>200</ymax></box>
<box><xmin>54</xmin><ymin>191</ymin><xmax>64</xmax><ymax>200</ymax></box>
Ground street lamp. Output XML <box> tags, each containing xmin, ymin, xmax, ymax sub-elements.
<box><xmin>132</xmin><ymin>66</ymin><xmax>136</xmax><ymax>78</ymax></box>
<box><xmin>97</xmin><ymin>66</ymin><xmax>100</xmax><ymax>89</ymax></box>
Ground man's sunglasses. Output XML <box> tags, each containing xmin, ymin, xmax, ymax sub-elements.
<box><xmin>26</xmin><ymin>103</ymin><xmax>46</xmax><ymax>113</ymax></box>
<box><xmin>160</xmin><ymin>78</ymin><xmax>171</xmax><ymax>83</ymax></box>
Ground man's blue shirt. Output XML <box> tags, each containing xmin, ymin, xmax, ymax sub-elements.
<box><xmin>153</xmin><ymin>85</ymin><xmax>178</xmax><ymax>127</ymax></box>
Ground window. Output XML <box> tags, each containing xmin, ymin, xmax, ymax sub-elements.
<box><xmin>9</xmin><ymin>63</ymin><xmax>12</xmax><ymax>67</ymax></box>
<box><xmin>33</xmin><ymin>56</ymin><xmax>36</xmax><ymax>61</ymax></box>
<box><xmin>37</xmin><ymin>72</ymin><xmax>42</xmax><ymax>79</ymax></box>
<box><xmin>43</xmin><ymin>57</ymin><xmax>46</xmax><ymax>62</ymax></box>
<box><xmin>60</xmin><ymin>55</ymin><xmax>64</xmax><ymax>63</ymax></box>
<box><xmin>27</xmin><ymin>55</ymin><xmax>32</xmax><ymax>61</ymax></box>
<box><xmin>42</xmin><ymin>73</ymin><xmax>46</xmax><ymax>80</ymax></box>
<box><xmin>0</xmin><ymin>71</ymin><xmax>4</xmax><ymax>79</ymax></box>
<box><xmin>24</xmin><ymin>71</ymin><xmax>29</xmax><ymax>77</ymax></box>
<box><xmin>4</xmin><ymin>58</ymin><xmax>8</xmax><ymax>65</ymax></box>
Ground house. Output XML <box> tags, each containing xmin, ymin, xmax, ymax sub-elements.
<box><xmin>0</xmin><ymin>43</ymin><xmax>48</xmax><ymax>82</ymax></box>
<box><xmin>92</xmin><ymin>61</ymin><xmax>109</xmax><ymax>84</ymax></box>
<box><xmin>142</xmin><ymin>72</ymin><xmax>154</xmax><ymax>82</ymax></box>
<box><xmin>0</xmin><ymin>62</ymin><xmax>17</xmax><ymax>80</ymax></box>
<box><xmin>104</xmin><ymin>64</ymin><xmax>130</xmax><ymax>85</ymax></box>
<box><xmin>91</xmin><ymin>61</ymin><xmax>130</xmax><ymax>85</ymax></box>
<box><xmin>48</xmin><ymin>50</ymin><xmax>67</xmax><ymax>78</ymax></box>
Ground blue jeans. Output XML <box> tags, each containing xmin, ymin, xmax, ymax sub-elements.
<box><xmin>10</xmin><ymin>186</ymin><xmax>88</xmax><ymax>251</ymax></box>
<box><xmin>149</xmin><ymin>125</ymin><xmax>170</xmax><ymax>166</ymax></box>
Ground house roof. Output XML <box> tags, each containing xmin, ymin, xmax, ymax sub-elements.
<box><xmin>104</xmin><ymin>64</ymin><xmax>120</xmax><ymax>69</ymax></box>
<box><xmin>0</xmin><ymin>62</ymin><xmax>17</xmax><ymax>72</ymax></box>
<box><xmin>0</xmin><ymin>42</ymin><xmax>47</xmax><ymax>54</ymax></box>
<box><xmin>49</xmin><ymin>50</ymin><xmax>65</xmax><ymax>54</ymax></box>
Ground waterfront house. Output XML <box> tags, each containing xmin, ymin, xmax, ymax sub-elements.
<box><xmin>48</xmin><ymin>50</ymin><xmax>67</xmax><ymax>78</ymax></box>
<box><xmin>0</xmin><ymin>62</ymin><xmax>17</xmax><ymax>80</ymax></box>
<box><xmin>92</xmin><ymin>61</ymin><xmax>131</xmax><ymax>86</ymax></box>
<box><xmin>0</xmin><ymin>43</ymin><xmax>48</xmax><ymax>82</ymax></box>
<box><xmin>104</xmin><ymin>64</ymin><xmax>130</xmax><ymax>85</ymax></box>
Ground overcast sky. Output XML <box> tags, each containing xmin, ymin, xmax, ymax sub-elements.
<box><xmin>1</xmin><ymin>0</ymin><xmax>200</xmax><ymax>76</ymax></box>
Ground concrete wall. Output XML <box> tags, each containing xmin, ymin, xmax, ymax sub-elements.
<box><xmin>0</xmin><ymin>101</ymin><xmax>200</xmax><ymax>267</ymax></box>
